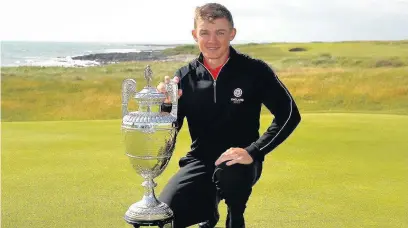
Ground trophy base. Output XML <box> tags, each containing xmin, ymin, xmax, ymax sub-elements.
<box><xmin>124</xmin><ymin>200</ymin><xmax>174</xmax><ymax>224</ymax></box>
<box><xmin>125</xmin><ymin>216</ymin><xmax>173</xmax><ymax>228</ymax></box>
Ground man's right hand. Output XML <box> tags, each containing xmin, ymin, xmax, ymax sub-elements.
<box><xmin>157</xmin><ymin>76</ymin><xmax>182</xmax><ymax>103</ymax></box>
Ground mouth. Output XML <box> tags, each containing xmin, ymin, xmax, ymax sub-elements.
<box><xmin>206</xmin><ymin>47</ymin><xmax>220</xmax><ymax>51</ymax></box>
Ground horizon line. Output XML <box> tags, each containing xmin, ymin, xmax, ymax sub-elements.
<box><xmin>2</xmin><ymin>38</ymin><xmax>408</xmax><ymax>45</ymax></box>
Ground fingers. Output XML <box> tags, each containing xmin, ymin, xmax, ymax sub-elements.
<box><xmin>157</xmin><ymin>76</ymin><xmax>175</xmax><ymax>91</ymax></box>
<box><xmin>157</xmin><ymin>76</ymin><xmax>182</xmax><ymax>102</ymax></box>
<box><xmin>164</xmin><ymin>76</ymin><xmax>179</xmax><ymax>84</ymax></box>
<box><xmin>164</xmin><ymin>75</ymin><xmax>171</xmax><ymax>84</ymax></box>
<box><xmin>171</xmin><ymin>77</ymin><xmax>182</xmax><ymax>98</ymax></box>
<box><xmin>226</xmin><ymin>157</ymin><xmax>243</xmax><ymax>166</ymax></box>
<box><xmin>215</xmin><ymin>156</ymin><xmax>233</xmax><ymax>166</ymax></box>
<box><xmin>157</xmin><ymin>82</ymin><xmax>166</xmax><ymax>93</ymax></box>
<box><xmin>168</xmin><ymin>76</ymin><xmax>182</xmax><ymax>99</ymax></box>
<box><xmin>215</xmin><ymin>147</ymin><xmax>253</xmax><ymax>166</ymax></box>
<box><xmin>172</xmin><ymin>76</ymin><xmax>180</xmax><ymax>84</ymax></box>
<box><xmin>215</xmin><ymin>148</ymin><xmax>237</xmax><ymax>165</ymax></box>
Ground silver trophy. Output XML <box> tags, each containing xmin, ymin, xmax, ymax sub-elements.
<box><xmin>121</xmin><ymin>65</ymin><xmax>178</xmax><ymax>227</ymax></box>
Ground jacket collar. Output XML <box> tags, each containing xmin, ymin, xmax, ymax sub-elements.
<box><xmin>194</xmin><ymin>46</ymin><xmax>239</xmax><ymax>80</ymax></box>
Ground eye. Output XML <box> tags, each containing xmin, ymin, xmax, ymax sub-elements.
<box><xmin>217</xmin><ymin>31</ymin><xmax>225</xmax><ymax>36</ymax></box>
<box><xmin>200</xmin><ymin>31</ymin><xmax>209</xmax><ymax>36</ymax></box>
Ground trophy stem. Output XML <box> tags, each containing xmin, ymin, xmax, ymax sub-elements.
<box><xmin>141</xmin><ymin>178</ymin><xmax>160</xmax><ymax>207</ymax></box>
<box><xmin>124</xmin><ymin>177</ymin><xmax>173</xmax><ymax>223</ymax></box>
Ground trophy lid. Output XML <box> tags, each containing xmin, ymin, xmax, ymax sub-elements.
<box><xmin>122</xmin><ymin>112</ymin><xmax>176</xmax><ymax>129</ymax></box>
<box><xmin>135</xmin><ymin>87</ymin><xmax>166</xmax><ymax>101</ymax></box>
<box><xmin>134</xmin><ymin>65</ymin><xmax>166</xmax><ymax>104</ymax></box>
<box><xmin>121</xmin><ymin>65</ymin><xmax>176</xmax><ymax>130</ymax></box>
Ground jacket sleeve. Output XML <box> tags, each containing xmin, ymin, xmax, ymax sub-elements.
<box><xmin>160</xmin><ymin>69</ymin><xmax>186</xmax><ymax>133</ymax></box>
<box><xmin>245</xmin><ymin>61</ymin><xmax>301</xmax><ymax>161</ymax></box>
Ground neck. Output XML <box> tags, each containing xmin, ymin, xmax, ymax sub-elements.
<box><xmin>204</xmin><ymin>49</ymin><xmax>230</xmax><ymax>69</ymax></box>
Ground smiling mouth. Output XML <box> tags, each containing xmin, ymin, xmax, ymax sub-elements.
<box><xmin>207</xmin><ymin>47</ymin><xmax>220</xmax><ymax>50</ymax></box>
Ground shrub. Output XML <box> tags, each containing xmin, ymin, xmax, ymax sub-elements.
<box><xmin>289</xmin><ymin>47</ymin><xmax>307</xmax><ymax>52</ymax></box>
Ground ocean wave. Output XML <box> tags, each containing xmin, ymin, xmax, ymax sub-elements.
<box><xmin>7</xmin><ymin>56</ymin><xmax>100</xmax><ymax>67</ymax></box>
<box><xmin>103</xmin><ymin>48</ymin><xmax>142</xmax><ymax>53</ymax></box>
<box><xmin>1</xmin><ymin>42</ymin><xmax>181</xmax><ymax>67</ymax></box>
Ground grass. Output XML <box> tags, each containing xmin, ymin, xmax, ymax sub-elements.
<box><xmin>1</xmin><ymin>62</ymin><xmax>186</xmax><ymax>121</ymax></box>
<box><xmin>2</xmin><ymin>40</ymin><xmax>408</xmax><ymax>227</ymax></box>
<box><xmin>2</xmin><ymin>41</ymin><xmax>408</xmax><ymax>121</ymax></box>
<box><xmin>1</xmin><ymin>114</ymin><xmax>408</xmax><ymax>228</ymax></box>
<box><xmin>163</xmin><ymin>40</ymin><xmax>408</xmax><ymax>68</ymax></box>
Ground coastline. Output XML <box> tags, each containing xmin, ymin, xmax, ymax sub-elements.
<box><xmin>0</xmin><ymin>51</ymin><xmax>197</xmax><ymax>68</ymax></box>
<box><xmin>1</xmin><ymin>41</ymin><xmax>198</xmax><ymax>68</ymax></box>
<box><xmin>71</xmin><ymin>50</ymin><xmax>197</xmax><ymax>65</ymax></box>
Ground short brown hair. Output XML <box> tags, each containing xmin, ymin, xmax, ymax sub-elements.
<box><xmin>194</xmin><ymin>3</ymin><xmax>234</xmax><ymax>28</ymax></box>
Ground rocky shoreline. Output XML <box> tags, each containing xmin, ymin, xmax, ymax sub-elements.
<box><xmin>71</xmin><ymin>50</ymin><xmax>196</xmax><ymax>65</ymax></box>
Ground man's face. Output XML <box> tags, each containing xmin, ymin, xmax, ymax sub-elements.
<box><xmin>192</xmin><ymin>18</ymin><xmax>236</xmax><ymax>60</ymax></box>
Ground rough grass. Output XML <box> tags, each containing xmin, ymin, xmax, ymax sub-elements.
<box><xmin>2</xmin><ymin>40</ymin><xmax>408</xmax><ymax>122</ymax></box>
<box><xmin>164</xmin><ymin>40</ymin><xmax>408</xmax><ymax>68</ymax></box>
<box><xmin>2</xmin><ymin>64</ymin><xmax>408</xmax><ymax>121</ymax></box>
<box><xmin>1</xmin><ymin>114</ymin><xmax>407</xmax><ymax>228</ymax></box>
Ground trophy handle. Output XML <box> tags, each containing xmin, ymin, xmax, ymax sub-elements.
<box><xmin>166</xmin><ymin>81</ymin><xmax>178</xmax><ymax>118</ymax></box>
<box><xmin>122</xmin><ymin>79</ymin><xmax>137</xmax><ymax>117</ymax></box>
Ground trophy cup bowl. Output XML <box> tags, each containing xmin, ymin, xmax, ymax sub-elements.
<box><xmin>121</xmin><ymin>65</ymin><xmax>178</xmax><ymax>226</ymax></box>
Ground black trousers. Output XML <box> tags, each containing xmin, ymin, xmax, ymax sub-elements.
<box><xmin>158</xmin><ymin>155</ymin><xmax>262</xmax><ymax>228</ymax></box>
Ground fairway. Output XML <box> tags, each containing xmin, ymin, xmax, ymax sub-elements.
<box><xmin>1</xmin><ymin>113</ymin><xmax>408</xmax><ymax>228</ymax></box>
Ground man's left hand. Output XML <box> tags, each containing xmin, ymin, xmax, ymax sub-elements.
<box><xmin>215</xmin><ymin>147</ymin><xmax>254</xmax><ymax>166</ymax></box>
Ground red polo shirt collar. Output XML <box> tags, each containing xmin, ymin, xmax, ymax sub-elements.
<box><xmin>203</xmin><ymin>57</ymin><xmax>229</xmax><ymax>80</ymax></box>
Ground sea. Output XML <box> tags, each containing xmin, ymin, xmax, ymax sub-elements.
<box><xmin>0</xmin><ymin>41</ymin><xmax>177</xmax><ymax>67</ymax></box>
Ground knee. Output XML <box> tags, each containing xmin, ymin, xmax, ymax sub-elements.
<box><xmin>213</xmin><ymin>162</ymin><xmax>254</xmax><ymax>196</ymax></box>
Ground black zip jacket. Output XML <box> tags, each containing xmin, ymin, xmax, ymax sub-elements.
<box><xmin>164</xmin><ymin>46</ymin><xmax>301</xmax><ymax>163</ymax></box>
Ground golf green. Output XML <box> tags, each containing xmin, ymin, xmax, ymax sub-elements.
<box><xmin>2</xmin><ymin>113</ymin><xmax>407</xmax><ymax>227</ymax></box>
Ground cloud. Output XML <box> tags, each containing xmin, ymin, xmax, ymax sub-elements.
<box><xmin>1</xmin><ymin>0</ymin><xmax>407</xmax><ymax>42</ymax></box>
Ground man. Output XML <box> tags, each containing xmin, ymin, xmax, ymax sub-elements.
<box><xmin>157</xmin><ymin>3</ymin><xmax>301</xmax><ymax>228</ymax></box>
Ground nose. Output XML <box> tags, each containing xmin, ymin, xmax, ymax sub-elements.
<box><xmin>208</xmin><ymin>33</ymin><xmax>217</xmax><ymax>44</ymax></box>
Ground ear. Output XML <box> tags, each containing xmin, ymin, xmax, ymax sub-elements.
<box><xmin>229</xmin><ymin>28</ymin><xmax>237</xmax><ymax>41</ymax></box>
<box><xmin>192</xmin><ymin>29</ymin><xmax>198</xmax><ymax>42</ymax></box>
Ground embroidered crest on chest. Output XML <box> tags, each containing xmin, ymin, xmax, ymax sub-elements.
<box><xmin>231</xmin><ymin>88</ymin><xmax>244</xmax><ymax>104</ymax></box>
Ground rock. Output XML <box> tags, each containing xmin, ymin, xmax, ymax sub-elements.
<box><xmin>72</xmin><ymin>51</ymin><xmax>167</xmax><ymax>64</ymax></box>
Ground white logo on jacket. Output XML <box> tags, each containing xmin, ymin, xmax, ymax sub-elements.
<box><xmin>233</xmin><ymin>88</ymin><xmax>242</xmax><ymax>97</ymax></box>
<box><xmin>231</xmin><ymin>88</ymin><xmax>244</xmax><ymax>104</ymax></box>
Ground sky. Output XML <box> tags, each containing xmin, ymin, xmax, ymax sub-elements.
<box><xmin>1</xmin><ymin>0</ymin><xmax>408</xmax><ymax>44</ymax></box>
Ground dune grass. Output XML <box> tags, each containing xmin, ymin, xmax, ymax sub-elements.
<box><xmin>2</xmin><ymin>65</ymin><xmax>408</xmax><ymax>121</ymax></box>
<box><xmin>1</xmin><ymin>114</ymin><xmax>407</xmax><ymax>228</ymax></box>
<box><xmin>2</xmin><ymin>41</ymin><xmax>408</xmax><ymax>122</ymax></box>
<box><xmin>163</xmin><ymin>40</ymin><xmax>408</xmax><ymax>68</ymax></box>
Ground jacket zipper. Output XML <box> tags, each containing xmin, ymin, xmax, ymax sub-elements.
<box><xmin>198</xmin><ymin>58</ymin><xmax>230</xmax><ymax>103</ymax></box>
<box><xmin>213</xmin><ymin>80</ymin><xmax>217</xmax><ymax>103</ymax></box>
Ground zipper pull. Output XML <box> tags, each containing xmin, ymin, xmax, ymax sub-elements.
<box><xmin>213</xmin><ymin>80</ymin><xmax>217</xmax><ymax>103</ymax></box>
